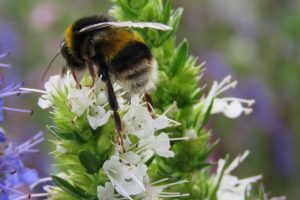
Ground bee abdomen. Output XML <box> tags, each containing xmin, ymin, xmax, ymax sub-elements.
<box><xmin>116</xmin><ymin>58</ymin><xmax>158</xmax><ymax>94</ymax></box>
<box><xmin>111</xmin><ymin>41</ymin><xmax>152</xmax><ymax>73</ymax></box>
<box><xmin>110</xmin><ymin>41</ymin><xmax>158</xmax><ymax>94</ymax></box>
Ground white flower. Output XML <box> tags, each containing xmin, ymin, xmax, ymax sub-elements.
<box><xmin>201</xmin><ymin>75</ymin><xmax>255</xmax><ymax>118</ymax></box>
<box><xmin>87</xmin><ymin>106</ymin><xmax>112</xmax><ymax>130</ymax></box>
<box><xmin>124</xmin><ymin>102</ymin><xmax>154</xmax><ymax>138</ymax></box>
<box><xmin>137</xmin><ymin>176</ymin><xmax>190</xmax><ymax>200</ymax></box>
<box><xmin>211</xmin><ymin>98</ymin><xmax>255</xmax><ymax>119</ymax></box>
<box><xmin>103</xmin><ymin>153</ymin><xmax>147</xmax><ymax>199</ymax></box>
<box><xmin>124</xmin><ymin>96</ymin><xmax>170</xmax><ymax>139</ymax></box>
<box><xmin>68</xmin><ymin>87</ymin><xmax>95</xmax><ymax>116</ymax></box>
<box><xmin>97</xmin><ymin>182</ymin><xmax>114</xmax><ymax>200</ymax></box>
<box><xmin>138</xmin><ymin>132</ymin><xmax>174</xmax><ymax>162</ymax></box>
<box><xmin>38</xmin><ymin>72</ymin><xmax>76</xmax><ymax>109</ymax></box>
<box><xmin>93</xmin><ymin>78</ymin><xmax>108</xmax><ymax>105</ymax></box>
<box><xmin>38</xmin><ymin>97</ymin><xmax>53</xmax><ymax>109</ymax></box>
<box><xmin>215</xmin><ymin>151</ymin><xmax>262</xmax><ymax>200</ymax></box>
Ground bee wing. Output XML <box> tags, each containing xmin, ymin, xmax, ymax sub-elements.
<box><xmin>79</xmin><ymin>21</ymin><xmax>173</xmax><ymax>33</ymax></box>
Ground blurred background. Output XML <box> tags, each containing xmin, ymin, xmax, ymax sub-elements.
<box><xmin>0</xmin><ymin>0</ymin><xmax>299</xmax><ymax>198</ymax></box>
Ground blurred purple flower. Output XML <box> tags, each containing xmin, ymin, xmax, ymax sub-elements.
<box><xmin>0</xmin><ymin>53</ymin><xmax>11</xmax><ymax>68</ymax></box>
<box><xmin>0</xmin><ymin>52</ymin><xmax>32</xmax><ymax>124</ymax></box>
<box><xmin>0</xmin><ymin>51</ymin><xmax>45</xmax><ymax>199</ymax></box>
<box><xmin>0</xmin><ymin>127</ymin><xmax>7</xmax><ymax>143</ymax></box>
<box><xmin>0</xmin><ymin>132</ymin><xmax>44</xmax><ymax>199</ymax></box>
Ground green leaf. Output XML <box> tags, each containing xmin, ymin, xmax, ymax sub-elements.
<box><xmin>78</xmin><ymin>150</ymin><xmax>101</xmax><ymax>174</ymax></box>
<box><xmin>47</xmin><ymin>125</ymin><xmax>73</xmax><ymax>140</ymax></box>
<box><xmin>118</xmin><ymin>0</ymin><xmax>138</xmax><ymax>18</ymax></box>
<box><xmin>210</xmin><ymin>155</ymin><xmax>230</xmax><ymax>199</ymax></box>
<box><xmin>52</xmin><ymin>175</ymin><xmax>93</xmax><ymax>199</ymax></box>
<box><xmin>157</xmin><ymin>8</ymin><xmax>183</xmax><ymax>46</ymax></box>
<box><xmin>73</xmin><ymin>132</ymin><xmax>86</xmax><ymax>144</ymax></box>
<box><xmin>259</xmin><ymin>184</ymin><xmax>266</xmax><ymax>200</ymax></box>
<box><xmin>170</xmin><ymin>39</ymin><xmax>188</xmax><ymax>76</ymax></box>
<box><xmin>162</xmin><ymin>0</ymin><xmax>171</xmax><ymax>24</ymax></box>
<box><xmin>199</xmin><ymin>99</ymin><xmax>214</xmax><ymax>131</ymax></box>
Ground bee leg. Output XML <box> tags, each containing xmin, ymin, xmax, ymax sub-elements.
<box><xmin>60</xmin><ymin>65</ymin><xmax>67</xmax><ymax>77</ymax></box>
<box><xmin>144</xmin><ymin>92</ymin><xmax>154</xmax><ymax>116</ymax></box>
<box><xmin>100</xmin><ymin>67</ymin><xmax>124</xmax><ymax>150</ymax></box>
<box><xmin>70</xmin><ymin>68</ymin><xmax>81</xmax><ymax>88</ymax></box>
<box><xmin>87</xmin><ymin>61</ymin><xmax>96</xmax><ymax>85</ymax></box>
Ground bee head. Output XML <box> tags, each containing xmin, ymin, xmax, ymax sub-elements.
<box><xmin>60</xmin><ymin>39</ymin><xmax>86</xmax><ymax>70</ymax></box>
<box><xmin>60</xmin><ymin>40</ymin><xmax>68</xmax><ymax>59</ymax></box>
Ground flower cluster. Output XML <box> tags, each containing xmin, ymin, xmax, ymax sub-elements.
<box><xmin>100</xmin><ymin>95</ymin><xmax>188</xmax><ymax>199</ymax></box>
<box><xmin>34</xmin><ymin>73</ymin><xmax>189</xmax><ymax>199</ymax></box>
<box><xmin>36</xmin><ymin>72</ymin><xmax>112</xmax><ymax>130</ymax></box>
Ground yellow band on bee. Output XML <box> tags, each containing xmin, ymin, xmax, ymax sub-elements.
<box><xmin>64</xmin><ymin>24</ymin><xmax>74</xmax><ymax>50</ymax></box>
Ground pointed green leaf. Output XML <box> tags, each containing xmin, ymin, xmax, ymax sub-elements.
<box><xmin>78</xmin><ymin>150</ymin><xmax>101</xmax><ymax>174</ymax></box>
<box><xmin>47</xmin><ymin>125</ymin><xmax>73</xmax><ymax>140</ymax></box>
<box><xmin>162</xmin><ymin>0</ymin><xmax>171</xmax><ymax>24</ymax></box>
<box><xmin>199</xmin><ymin>99</ymin><xmax>214</xmax><ymax>131</ymax></box>
<box><xmin>171</xmin><ymin>39</ymin><xmax>188</xmax><ymax>76</ymax></box>
<box><xmin>51</xmin><ymin>175</ymin><xmax>93</xmax><ymax>199</ymax></box>
<box><xmin>118</xmin><ymin>0</ymin><xmax>138</xmax><ymax>18</ymax></box>
<box><xmin>259</xmin><ymin>184</ymin><xmax>266</xmax><ymax>200</ymax></box>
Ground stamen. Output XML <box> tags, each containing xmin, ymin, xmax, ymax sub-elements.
<box><xmin>0</xmin><ymin>63</ymin><xmax>11</xmax><ymax>68</ymax></box>
<box><xmin>20</xmin><ymin>149</ymin><xmax>40</xmax><ymax>153</ymax></box>
<box><xmin>33</xmin><ymin>131</ymin><xmax>44</xmax><ymax>140</ymax></box>
<box><xmin>221</xmin><ymin>98</ymin><xmax>255</xmax><ymax>105</ymax></box>
<box><xmin>14</xmin><ymin>193</ymin><xmax>49</xmax><ymax>200</ymax></box>
<box><xmin>0</xmin><ymin>84</ymin><xmax>17</xmax><ymax>93</ymax></box>
<box><xmin>0</xmin><ymin>52</ymin><xmax>10</xmax><ymax>59</ymax></box>
<box><xmin>169</xmin><ymin>137</ymin><xmax>189</xmax><ymax>141</ymax></box>
<box><xmin>30</xmin><ymin>177</ymin><xmax>52</xmax><ymax>190</ymax></box>
<box><xmin>20</xmin><ymin>87</ymin><xmax>47</xmax><ymax>94</ymax></box>
<box><xmin>0</xmin><ymin>184</ymin><xmax>26</xmax><ymax>195</ymax></box>
<box><xmin>158</xmin><ymin>193</ymin><xmax>191</xmax><ymax>198</ymax></box>
<box><xmin>0</xmin><ymin>91</ymin><xmax>29</xmax><ymax>98</ymax></box>
<box><xmin>1</xmin><ymin>107</ymin><xmax>33</xmax><ymax>114</ymax></box>
<box><xmin>160</xmin><ymin>180</ymin><xmax>189</xmax><ymax>187</ymax></box>
<box><xmin>162</xmin><ymin>102</ymin><xmax>177</xmax><ymax>115</ymax></box>
<box><xmin>216</xmin><ymin>80</ymin><xmax>237</xmax><ymax>96</ymax></box>
<box><xmin>217</xmin><ymin>75</ymin><xmax>232</xmax><ymax>89</ymax></box>
<box><xmin>150</xmin><ymin>178</ymin><xmax>171</xmax><ymax>185</ymax></box>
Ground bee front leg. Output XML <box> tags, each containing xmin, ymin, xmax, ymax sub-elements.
<box><xmin>70</xmin><ymin>67</ymin><xmax>81</xmax><ymax>88</ymax></box>
<box><xmin>80</xmin><ymin>37</ymin><xmax>97</xmax><ymax>86</ymax></box>
<box><xmin>60</xmin><ymin>65</ymin><xmax>68</xmax><ymax>77</ymax></box>
<box><xmin>100</xmin><ymin>66</ymin><xmax>124</xmax><ymax>151</ymax></box>
<box><xmin>86</xmin><ymin>61</ymin><xmax>96</xmax><ymax>85</ymax></box>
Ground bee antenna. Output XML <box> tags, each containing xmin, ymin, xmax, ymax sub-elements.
<box><xmin>41</xmin><ymin>51</ymin><xmax>61</xmax><ymax>83</ymax></box>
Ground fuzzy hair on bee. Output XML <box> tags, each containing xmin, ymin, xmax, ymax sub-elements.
<box><xmin>59</xmin><ymin>14</ymin><xmax>172</xmax><ymax>137</ymax></box>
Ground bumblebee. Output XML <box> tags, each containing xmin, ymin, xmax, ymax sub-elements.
<box><xmin>59</xmin><ymin>15</ymin><xmax>172</xmax><ymax>135</ymax></box>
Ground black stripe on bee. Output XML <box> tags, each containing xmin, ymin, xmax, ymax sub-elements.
<box><xmin>125</xmin><ymin>67</ymin><xmax>149</xmax><ymax>80</ymax></box>
<box><xmin>111</xmin><ymin>41</ymin><xmax>152</xmax><ymax>74</ymax></box>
